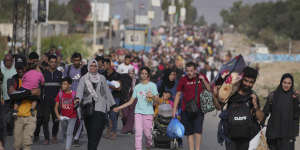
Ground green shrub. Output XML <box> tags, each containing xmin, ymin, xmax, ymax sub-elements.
<box><xmin>259</xmin><ymin>28</ymin><xmax>277</xmax><ymax>50</ymax></box>
<box><xmin>32</xmin><ymin>34</ymin><xmax>90</xmax><ymax>60</ymax></box>
<box><xmin>0</xmin><ymin>36</ymin><xmax>8</xmax><ymax>59</ymax></box>
<box><xmin>293</xmin><ymin>72</ymin><xmax>300</xmax><ymax>92</ymax></box>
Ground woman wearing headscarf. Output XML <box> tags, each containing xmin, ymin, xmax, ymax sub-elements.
<box><xmin>263</xmin><ymin>73</ymin><xmax>300</xmax><ymax>150</ymax></box>
<box><xmin>121</xmin><ymin>68</ymin><xmax>138</xmax><ymax>134</ymax></box>
<box><xmin>76</xmin><ymin>59</ymin><xmax>115</xmax><ymax>150</ymax></box>
<box><xmin>157</xmin><ymin>68</ymin><xmax>178</xmax><ymax>100</ymax></box>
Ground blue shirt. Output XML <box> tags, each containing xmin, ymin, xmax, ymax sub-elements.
<box><xmin>132</xmin><ymin>82</ymin><xmax>158</xmax><ymax>115</ymax></box>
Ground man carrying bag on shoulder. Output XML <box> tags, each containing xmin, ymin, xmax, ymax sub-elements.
<box><xmin>172</xmin><ymin>62</ymin><xmax>211</xmax><ymax>150</ymax></box>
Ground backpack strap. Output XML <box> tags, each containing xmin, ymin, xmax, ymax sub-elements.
<box><xmin>71</xmin><ymin>90</ymin><xmax>76</xmax><ymax>100</ymax></box>
<box><xmin>58</xmin><ymin>90</ymin><xmax>63</xmax><ymax>115</ymax></box>
<box><xmin>67</xmin><ymin>65</ymin><xmax>72</xmax><ymax>78</ymax></box>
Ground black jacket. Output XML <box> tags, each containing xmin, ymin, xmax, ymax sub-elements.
<box><xmin>42</xmin><ymin>69</ymin><xmax>62</xmax><ymax>104</ymax></box>
<box><xmin>0</xmin><ymin>104</ymin><xmax>4</xmax><ymax>143</ymax></box>
<box><xmin>263</xmin><ymin>91</ymin><xmax>300</xmax><ymax>139</ymax></box>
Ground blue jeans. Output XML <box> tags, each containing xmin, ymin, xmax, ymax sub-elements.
<box><xmin>109</xmin><ymin>98</ymin><xmax>120</xmax><ymax>133</ymax></box>
<box><xmin>61</xmin><ymin>118</ymin><xmax>76</xmax><ymax>150</ymax></box>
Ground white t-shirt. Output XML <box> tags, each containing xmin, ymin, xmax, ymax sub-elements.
<box><xmin>117</xmin><ymin>63</ymin><xmax>134</xmax><ymax>74</ymax></box>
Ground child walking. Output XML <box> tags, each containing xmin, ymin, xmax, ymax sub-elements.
<box><xmin>114</xmin><ymin>67</ymin><xmax>159</xmax><ymax>150</ymax></box>
<box><xmin>54</xmin><ymin>77</ymin><xmax>78</xmax><ymax>150</ymax></box>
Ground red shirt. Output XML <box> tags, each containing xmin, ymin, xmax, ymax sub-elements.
<box><xmin>55</xmin><ymin>91</ymin><xmax>77</xmax><ymax>118</ymax></box>
<box><xmin>176</xmin><ymin>74</ymin><xmax>209</xmax><ymax>111</ymax></box>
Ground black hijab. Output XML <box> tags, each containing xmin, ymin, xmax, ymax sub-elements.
<box><xmin>266</xmin><ymin>73</ymin><xmax>298</xmax><ymax>138</ymax></box>
<box><xmin>278</xmin><ymin>73</ymin><xmax>294</xmax><ymax>93</ymax></box>
<box><xmin>159</xmin><ymin>69</ymin><xmax>176</xmax><ymax>95</ymax></box>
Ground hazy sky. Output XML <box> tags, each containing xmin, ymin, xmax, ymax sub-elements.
<box><xmin>193</xmin><ymin>0</ymin><xmax>276</xmax><ymax>24</ymax></box>
<box><xmin>59</xmin><ymin>0</ymin><xmax>275</xmax><ymax>25</ymax></box>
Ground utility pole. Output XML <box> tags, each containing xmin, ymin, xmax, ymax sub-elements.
<box><xmin>170</xmin><ymin>0</ymin><xmax>175</xmax><ymax>36</ymax></box>
<box><xmin>108</xmin><ymin>0</ymin><xmax>113</xmax><ymax>50</ymax></box>
<box><xmin>36</xmin><ymin>0</ymin><xmax>48</xmax><ymax>56</ymax></box>
<box><xmin>93</xmin><ymin>0</ymin><xmax>98</xmax><ymax>51</ymax></box>
<box><xmin>147</xmin><ymin>0</ymin><xmax>154</xmax><ymax>50</ymax></box>
<box><xmin>37</xmin><ymin>23</ymin><xmax>41</xmax><ymax>55</ymax></box>
<box><xmin>133</xmin><ymin>0</ymin><xmax>136</xmax><ymax>50</ymax></box>
<box><xmin>12</xmin><ymin>0</ymin><xmax>31</xmax><ymax>55</ymax></box>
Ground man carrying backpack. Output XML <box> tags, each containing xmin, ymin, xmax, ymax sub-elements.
<box><xmin>216</xmin><ymin>67</ymin><xmax>264</xmax><ymax>150</ymax></box>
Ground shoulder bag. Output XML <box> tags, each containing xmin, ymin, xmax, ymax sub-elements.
<box><xmin>185</xmin><ymin>77</ymin><xmax>199</xmax><ymax>118</ymax></box>
<box><xmin>200</xmin><ymin>79</ymin><xmax>215</xmax><ymax>113</ymax></box>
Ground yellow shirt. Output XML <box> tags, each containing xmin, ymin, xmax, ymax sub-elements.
<box><xmin>17</xmin><ymin>100</ymin><xmax>33</xmax><ymax>117</ymax></box>
<box><xmin>16</xmin><ymin>79</ymin><xmax>33</xmax><ymax>117</ymax></box>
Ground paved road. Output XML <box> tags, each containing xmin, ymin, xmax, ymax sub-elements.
<box><xmin>4</xmin><ymin>112</ymin><xmax>299</xmax><ymax>150</ymax></box>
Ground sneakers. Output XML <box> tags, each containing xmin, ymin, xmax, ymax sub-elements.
<box><xmin>72</xmin><ymin>140</ymin><xmax>81</xmax><ymax>147</ymax></box>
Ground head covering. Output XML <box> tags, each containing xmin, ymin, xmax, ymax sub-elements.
<box><xmin>278</xmin><ymin>73</ymin><xmax>294</xmax><ymax>92</ymax></box>
<box><xmin>15</xmin><ymin>54</ymin><xmax>27</xmax><ymax>69</ymax></box>
<box><xmin>266</xmin><ymin>73</ymin><xmax>298</xmax><ymax>138</ymax></box>
<box><xmin>87</xmin><ymin>59</ymin><xmax>100</xmax><ymax>83</ymax></box>
<box><xmin>159</xmin><ymin>69</ymin><xmax>176</xmax><ymax>95</ymax></box>
<box><xmin>85</xmin><ymin>59</ymin><xmax>101</xmax><ymax>99</ymax></box>
<box><xmin>88</xmin><ymin>59</ymin><xmax>98</xmax><ymax>74</ymax></box>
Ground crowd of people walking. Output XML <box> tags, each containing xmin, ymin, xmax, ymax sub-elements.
<box><xmin>0</xmin><ymin>25</ymin><xmax>299</xmax><ymax>150</ymax></box>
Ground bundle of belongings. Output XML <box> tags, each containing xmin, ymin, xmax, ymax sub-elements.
<box><xmin>213</xmin><ymin>55</ymin><xmax>247</xmax><ymax>104</ymax></box>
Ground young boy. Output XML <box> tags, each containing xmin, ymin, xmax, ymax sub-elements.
<box><xmin>54</xmin><ymin>77</ymin><xmax>78</xmax><ymax>150</ymax></box>
<box><xmin>154</xmin><ymin>91</ymin><xmax>173</xmax><ymax>117</ymax></box>
<box><xmin>10</xmin><ymin>52</ymin><xmax>45</xmax><ymax>117</ymax></box>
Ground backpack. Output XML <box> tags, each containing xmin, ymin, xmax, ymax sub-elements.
<box><xmin>58</xmin><ymin>90</ymin><xmax>76</xmax><ymax>115</ymax></box>
<box><xmin>226</xmin><ymin>93</ymin><xmax>258</xmax><ymax>139</ymax></box>
<box><xmin>66</xmin><ymin>65</ymin><xmax>87</xmax><ymax>79</ymax></box>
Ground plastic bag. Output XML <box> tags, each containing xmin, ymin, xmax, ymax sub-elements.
<box><xmin>167</xmin><ymin>118</ymin><xmax>185</xmax><ymax>138</ymax></box>
<box><xmin>249</xmin><ymin>127</ymin><xmax>269</xmax><ymax>150</ymax></box>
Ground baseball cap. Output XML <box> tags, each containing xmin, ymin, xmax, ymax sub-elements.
<box><xmin>15</xmin><ymin>54</ymin><xmax>27</xmax><ymax>69</ymax></box>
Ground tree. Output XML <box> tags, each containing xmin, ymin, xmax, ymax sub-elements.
<box><xmin>220</xmin><ymin>0</ymin><xmax>300</xmax><ymax>50</ymax></box>
<box><xmin>185</xmin><ymin>6</ymin><xmax>197</xmax><ymax>25</ymax></box>
<box><xmin>69</xmin><ymin>0</ymin><xmax>91</xmax><ymax>24</ymax></box>
<box><xmin>0</xmin><ymin>0</ymin><xmax>19</xmax><ymax>23</ymax></box>
<box><xmin>196</xmin><ymin>15</ymin><xmax>207</xmax><ymax>26</ymax></box>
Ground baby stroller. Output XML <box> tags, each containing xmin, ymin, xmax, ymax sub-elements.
<box><xmin>152</xmin><ymin>104</ymin><xmax>179</xmax><ymax>149</ymax></box>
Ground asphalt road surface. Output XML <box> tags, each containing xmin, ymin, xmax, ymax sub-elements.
<box><xmin>4</xmin><ymin>111</ymin><xmax>299</xmax><ymax>150</ymax></box>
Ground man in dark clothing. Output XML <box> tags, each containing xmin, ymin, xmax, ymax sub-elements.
<box><xmin>0</xmin><ymin>103</ymin><xmax>4</xmax><ymax>150</ymax></box>
<box><xmin>95</xmin><ymin>55</ymin><xmax>105</xmax><ymax>75</ymax></box>
<box><xmin>34</xmin><ymin>55</ymin><xmax>62</xmax><ymax>144</ymax></box>
<box><xmin>215</xmin><ymin>67</ymin><xmax>264</xmax><ymax>150</ymax></box>
<box><xmin>103</xmin><ymin>58</ymin><xmax>122</xmax><ymax>140</ymax></box>
<box><xmin>0</xmin><ymin>69</ymin><xmax>4</xmax><ymax>150</ymax></box>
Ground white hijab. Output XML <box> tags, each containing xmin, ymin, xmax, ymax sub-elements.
<box><xmin>86</xmin><ymin>59</ymin><xmax>101</xmax><ymax>99</ymax></box>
